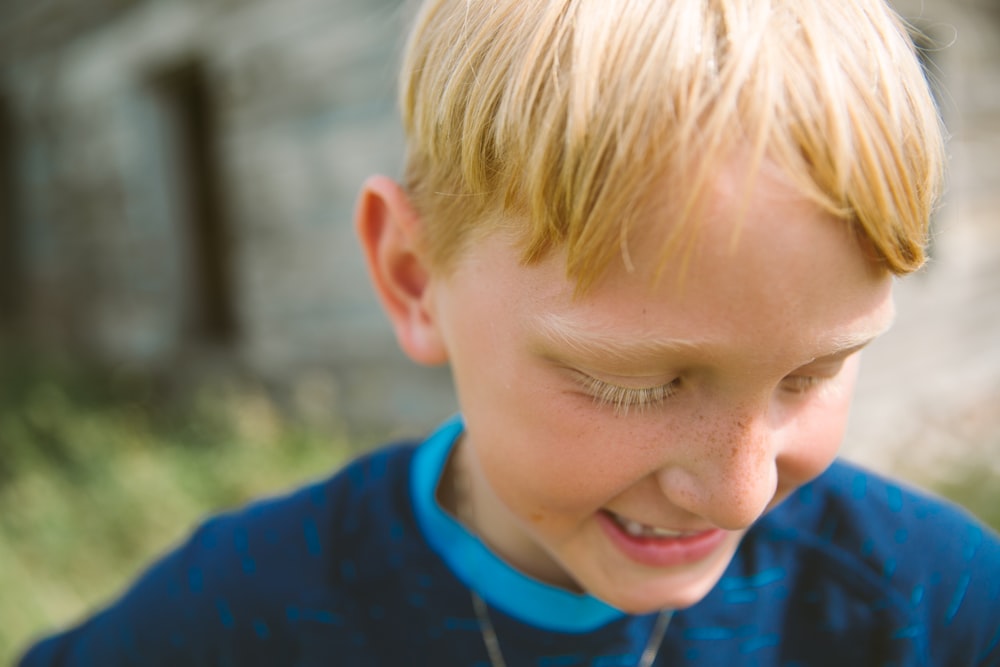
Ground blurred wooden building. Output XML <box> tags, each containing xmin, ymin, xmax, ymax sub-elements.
<box><xmin>0</xmin><ymin>0</ymin><xmax>457</xmax><ymax>429</ymax></box>
<box><xmin>0</xmin><ymin>0</ymin><xmax>997</xmax><ymax>437</ymax></box>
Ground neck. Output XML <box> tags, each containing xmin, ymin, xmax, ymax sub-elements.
<box><xmin>437</xmin><ymin>436</ymin><xmax>582</xmax><ymax>592</ymax></box>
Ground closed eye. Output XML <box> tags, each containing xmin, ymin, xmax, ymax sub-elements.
<box><xmin>780</xmin><ymin>358</ymin><xmax>849</xmax><ymax>395</ymax></box>
<box><xmin>779</xmin><ymin>375</ymin><xmax>827</xmax><ymax>394</ymax></box>
<box><xmin>576</xmin><ymin>373</ymin><xmax>680</xmax><ymax>415</ymax></box>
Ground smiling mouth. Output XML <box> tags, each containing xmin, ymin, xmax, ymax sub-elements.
<box><xmin>604</xmin><ymin>511</ymin><xmax>699</xmax><ymax>539</ymax></box>
<box><xmin>598</xmin><ymin>510</ymin><xmax>727</xmax><ymax>568</ymax></box>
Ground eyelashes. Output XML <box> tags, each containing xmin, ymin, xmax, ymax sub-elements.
<box><xmin>780</xmin><ymin>373</ymin><xmax>842</xmax><ymax>400</ymax></box>
<box><xmin>576</xmin><ymin>374</ymin><xmax>680</xmax><ymax>415</ymax></box>
<box><xmin>576</xmin><ymin>369</ymin><xmax>840</xmax><ymax>415</ymax></box>
<box><xmin>780</xmin><ymin>375</ymin><xmax>824</xmax><ymax>394</ymax></box>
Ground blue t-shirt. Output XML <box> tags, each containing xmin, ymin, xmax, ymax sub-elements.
<box><xmin>19</xmin><ymin>417</ymin><xmax>1000</xmax><ymax>666</ymax></box>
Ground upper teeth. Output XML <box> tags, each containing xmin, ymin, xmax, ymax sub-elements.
<box><xmin>619</xmin><ymin>517</ymin><xmax>685</xmax><ymax>538</ymax></box>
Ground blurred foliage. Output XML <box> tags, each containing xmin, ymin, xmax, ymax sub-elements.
<box><xmin>1</xmin><ymin>349</ymin><xmax>998</xmax><ymax>665</ymax></box>
<box><xmin>0</xmin><ymin>349</ymin><xmax>351</xmax><ymax>665</ymax></box>
<box><xmin>895</xmin><ymin>388</ymin><xmax>1000</xmax><ymax>534</ymax></box>
<box><xmin>934</xmin><ymin>466</ymin><xmax>1000</xmax><ymax>535</ymax></box>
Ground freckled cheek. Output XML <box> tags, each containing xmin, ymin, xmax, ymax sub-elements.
<box><xmin>465</xmin><ymin>351</ymin><xmax>657</xmax><ymax>518</ymax></box>
<box><xmin>506</xmin><ymin>379</ymin><xmax>617</xmax><ymax>465</ymax></box>
<box><xmin>477</xmin><ymin>410</ymin><xmax>642</xmax><ymax>520</ymax></box>
<box><xmin>481</xmin><ymin>457</ymin><xmax>609</xmax><ymax>534</ymax></box>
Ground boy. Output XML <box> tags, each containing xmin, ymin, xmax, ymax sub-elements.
<box><xmin>20</xmin><ymin>0</ymin><xmax>1000</xmax><ymax>665</ymax></box>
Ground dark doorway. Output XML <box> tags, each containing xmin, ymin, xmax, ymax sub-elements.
<box><xmin>151</xmin><ymin>60</ymin><xmax>237</xmax><ymax>345</ymax></box>
<box><xmin>0</xmin><ymin>93</ymin><xmax>22</xmax><ymax>328</ymax></box>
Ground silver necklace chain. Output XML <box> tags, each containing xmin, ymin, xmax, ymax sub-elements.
<box><xmin>470</xmin><ymin>589</ymin><xmax>673</xmax><ymax>667</ymax></box>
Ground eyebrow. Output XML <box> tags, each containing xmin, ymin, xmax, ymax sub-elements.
<box><xmin>812</xmin><ymin>301</ymin><xmax>897</xmax><ymax>361</ymax></box>
<box><xmin>531</xmin><ymin>307</ymin><xmax>895</xmax><ymax>366</ymax></box>
<box><xmin>531</xmin><ymin>315</ymin><xmax>704</xmax><ymax>365</ymax></box>
<box><xmin>802</xmin><ymin>321</ymin><xmax>894</xmax><ymax>364</ymax></box>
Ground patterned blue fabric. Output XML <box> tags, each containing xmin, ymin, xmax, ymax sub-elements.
<box><xmin>19</xmin><ymin>419</ymin><xmax>1000</xmax><ymax>666</ymax></box>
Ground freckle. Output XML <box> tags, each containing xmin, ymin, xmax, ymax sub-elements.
<box><xmin>529</xmin><ymin>512</ymin><xmax>544</xmax><ymax>523</ymax></box>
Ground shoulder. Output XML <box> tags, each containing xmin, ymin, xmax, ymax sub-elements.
<box><xmin>773</xmin><ymin>460</ymin><xmax>1000</xmax><ymax>582</ymax></box>
<box><xmin>157</xmin><ymin>442</ymin><xmax>420</xmax><ymax>608</ymax></box>
<box><xmin>198</xmin><ymin>442</ymin><xmax>417</xmax><ymax>548</ymax></box>
<box><xmin>187</xmin><ymin>442</ymin><xmax>417</xmax><ymax>575</ymax></box>
<box><xmin>749</xmin><ymin>460</ymin><xmax>1000</xmax><ymax>664</ymax></box>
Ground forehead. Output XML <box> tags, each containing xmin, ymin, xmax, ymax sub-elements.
<box><xmin>450</xmin><ymin>162</ymin><xmax>895</xmax><ymax>363</ymax></box>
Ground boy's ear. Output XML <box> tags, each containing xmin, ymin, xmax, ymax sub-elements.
<box><xmin>355</xmin><ymin>175</ymin><xmax>449</xmax><ymax>366</ymax></box>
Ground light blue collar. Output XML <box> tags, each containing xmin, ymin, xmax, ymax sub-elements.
<box><xmin>410</xmin><ymin>415</ymin><xmax>626</xmax><ymax>632</ymax></box>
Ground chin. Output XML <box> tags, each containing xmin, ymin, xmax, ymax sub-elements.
<box><xmin>608</xmin><ymin>576</ymin><xmax>725</xmax><ymax>614</ymax></box>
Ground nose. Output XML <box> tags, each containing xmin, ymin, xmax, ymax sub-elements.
<box><xmin>655</xmin><ymin>405</ymin><xmax>779</xmax><ymax>531</ymax></box>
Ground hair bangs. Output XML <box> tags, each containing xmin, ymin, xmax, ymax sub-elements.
<box><xmin>400</xmin><ymin>0</ymin><xmax>944</xmax><ymax>290</ymax></box>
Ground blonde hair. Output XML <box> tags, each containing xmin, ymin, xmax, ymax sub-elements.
<box><xmin>400</xmin><ymin>0</ymin><xmax>944</xmax><ymax>290</ymax></box>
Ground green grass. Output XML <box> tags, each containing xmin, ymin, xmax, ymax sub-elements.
<box><xmin>0</xmin><ymin>353</ymin><xmax>352</xmax><ymax>665</ymax></box>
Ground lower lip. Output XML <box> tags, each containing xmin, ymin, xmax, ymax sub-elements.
<box><xmin>597</xmin><ymin>512</ymin><xmax>727</xmax><ymax>569</ymax></box>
